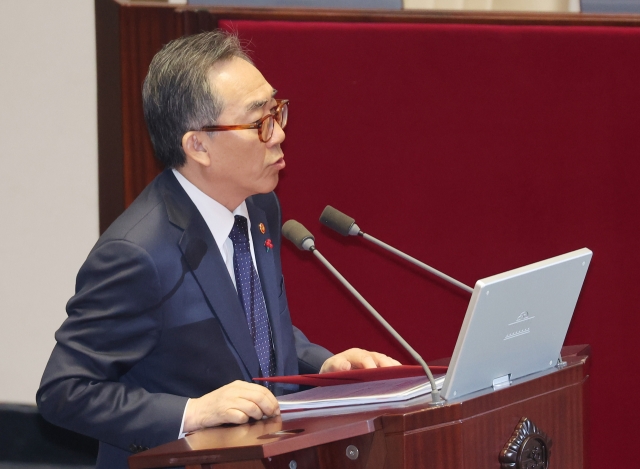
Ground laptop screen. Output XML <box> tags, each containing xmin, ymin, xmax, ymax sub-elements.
<box><xmin>441</xmin><ymin>248</ymin><xmax>592</xmax><ymax>401</ymax></box>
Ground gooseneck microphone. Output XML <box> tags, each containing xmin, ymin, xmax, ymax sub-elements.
<box><xmin>282</xmin><ymin>219</ymin><xmax>443</xmax><ymax>405</ymax></box>
<box><xmin>320</xmin><ymin>206</ymin><xmax>473</xmax><ymax>294</ymax></box>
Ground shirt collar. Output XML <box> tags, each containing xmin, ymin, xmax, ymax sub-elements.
<box><xmin>172</xmin><ymin>169</ymin><xmax>250</xmax><ymax>250</ymax></box>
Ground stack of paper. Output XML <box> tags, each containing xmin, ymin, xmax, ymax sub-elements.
<box><xmin>277</xmin><ymin>375</ymin><xmax>446</xmax><ymax>411</ymax></box>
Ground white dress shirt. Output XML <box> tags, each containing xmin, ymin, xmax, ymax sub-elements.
<box><xmin>172</xmin><ymin>169</ymin><xmax>260</xmax><ymax>284</ymax></box>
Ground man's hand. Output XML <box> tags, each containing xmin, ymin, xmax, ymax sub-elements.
<box><xmin>320</xmin><ymin>348</ymin><xmax>401</xmax><ymax>374</ymax></box>
<box><xmin>183</xmin><ymin>380</ymin><xmax>279</xmax><ymax>433</ymax></box>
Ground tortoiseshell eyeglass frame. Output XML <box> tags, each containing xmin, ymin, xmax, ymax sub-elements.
<box><xmin>198</xmin><ymin>99</ymin><xmax>289</xmax><ymax>143</ymax></box>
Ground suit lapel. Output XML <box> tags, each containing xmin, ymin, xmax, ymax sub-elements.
<box><xmin>161</xmin><ymin>172</ymin><xmax>261</xmax><ymax>380</ymax></box>
<box><xmin>246</xmin><ymin>197</ymin><xmax>285</xmax><ymax>377</ymax></box>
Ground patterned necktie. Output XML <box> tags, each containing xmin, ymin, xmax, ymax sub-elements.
<box><xmin>228</xmin><ymin>215</ymin><xmax>276</xmax><ymax>382</ymax></box>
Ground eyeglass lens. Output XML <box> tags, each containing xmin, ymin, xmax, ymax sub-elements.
<box><xmin>260</xmin><ymin>102</ymin><xmax>288</xmax><ymax>142</ymax></box>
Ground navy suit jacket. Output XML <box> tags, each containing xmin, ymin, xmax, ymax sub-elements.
<box><xmin>37</xmin><ymin>170</ymin><xmax>331</xmax><ymax>469</ymax></box>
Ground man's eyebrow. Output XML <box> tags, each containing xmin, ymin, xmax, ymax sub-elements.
<box><xmin>246</xmin><ymin>89</ymin><xmax>278</xmax><ymax>112</ymax></box>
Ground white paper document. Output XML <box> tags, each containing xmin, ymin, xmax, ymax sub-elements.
<box><xmin>277</xmin><ymin>375</ymin><xmax>446</xmax><ymax>411</ymax></box>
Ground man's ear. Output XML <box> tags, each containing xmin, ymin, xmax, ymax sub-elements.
<box><xmin>182</xmin><ymin>131</ymin><xmax>211</xmax><ymax>167</ymax></box>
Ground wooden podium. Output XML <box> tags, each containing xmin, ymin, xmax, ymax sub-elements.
<box><xmin>129</xmin><ymin>345</ymin><xmax>589</xmax><ymax>469</ymax></box>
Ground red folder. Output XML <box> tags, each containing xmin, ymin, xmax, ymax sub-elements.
<box><xmin>253</xmin><ymin>365</ymin><xmax>448</xmax><ymax>387</ymax></box>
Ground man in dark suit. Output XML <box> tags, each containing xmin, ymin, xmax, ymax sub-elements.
<box><xmin>37</xmin><ymin>31</ymin><xmax>398</xmax><ymax>469</ymax></box>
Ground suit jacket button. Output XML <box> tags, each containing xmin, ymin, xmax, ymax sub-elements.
<box><xmin>129</xmin><ymin>444</ymin><xmax>137</xmax><ymax>453</ymax></box>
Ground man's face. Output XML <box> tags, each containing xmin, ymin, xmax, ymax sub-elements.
<box><xmin>199</xmin><ymin>57</ymin><xmax>285</xmax><ymax>208</ymax></box>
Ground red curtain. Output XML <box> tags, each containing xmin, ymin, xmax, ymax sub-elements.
<box><xmin>221</xmin><ymin>20</ymin><xmax>640</xmax><ymax>466</ymax></box>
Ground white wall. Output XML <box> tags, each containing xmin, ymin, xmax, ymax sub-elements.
<box><xmin>0</xmin><ymin>1</ymin><xmax>98</xmax><ymax>404</ymax></box>
<box><xmin>403</xmin><ymin>0</ymin><xmax>581</xmax><ymax>11</ymax></box>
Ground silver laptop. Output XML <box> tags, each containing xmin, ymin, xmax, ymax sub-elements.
<box><xmin>440</xmin><ymin>248</ymin><xmax>592</xmax><ymax>401</ymax></box>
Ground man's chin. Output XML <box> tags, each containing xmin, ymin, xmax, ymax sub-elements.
<box><xmin>255</xmin><ymin>173</ymin><xmax>280</xmax><ymax>195</ymax></box>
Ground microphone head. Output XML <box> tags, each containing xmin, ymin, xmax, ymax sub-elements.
<box><xmin>282</xmin><ymin>220</ymin><xmax>315</xmax><ymax>251</ymax></box>
<box><xmin>320</xmin><ymin>205</ymin><xmax>360</xmax><ymax>236</ymax></box>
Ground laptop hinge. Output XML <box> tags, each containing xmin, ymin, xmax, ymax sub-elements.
<box><xmin>492</xmin><ymin>374</ymin><xmax>511</xmax><ymax>390</ymax></box>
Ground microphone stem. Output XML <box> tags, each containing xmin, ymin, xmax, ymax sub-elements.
<box><xmin>361</xmin><ymin>233</ymin><xmax>474</xmax><ymax>294</ymax></box>
<box><xmin>310</xmin><ymin>247</ymin><xmax>443</xmax><ymax>404</ymax></box>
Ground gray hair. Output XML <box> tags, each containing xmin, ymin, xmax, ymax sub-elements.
<box><xmin>142</xmin><ymin>30</ymin><xmax>251</xmax><ymax>168</ymax></box>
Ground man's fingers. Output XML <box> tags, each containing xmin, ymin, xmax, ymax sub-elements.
<box><xmin>341</xmin><ymin>359</ymin><xmax>352</xmax><ymax>371</ymax></box>
<box><xmin>224</xmin><ymin>395</ymin><xmax>279</xmax><ymax>425</ymax></box>
<box><xmin>232</xmin><ymin>399</ymin><xmax>266</xmax><ymax>421</ymax></box>
<box><xmin>247</xmin><ymin>390</ymin><xmax>280</xmax><ymax>417</ymax></box>
<box><xmin>358</xmin><ymin>354</ymin><xmax>378</xmax><ymax>369</ymax></box>
<box><xmin>223</xmin><ymin>408</ymin><xmax>253</xmax><ymax>425</ymax></box>
<box><xmin>320</xmin><ymin>348</ymin><xmax>402</xmax><ymax>374</ymax></box>
<box><xmin>229</xmin><ymin>381</ymin><xmax>280</xmax><ymax>416</ymax></box>
<box><xmin>319</xmin><ymin>355</ymin><xmax>351</xmax><ymax>373</ymax></box>
<box><xmin>342</xmin><ymin>348</ymin><xmax>383</xmax><ymax>369</ymax></box>
<box><xmin>185</xmin><ymin>381</ymin><xmax>281</xmax><ymax>431</ymax></box>
<box><xmin>337</xmin><ymin>357</ymin><xmax>352</xmax><ymax>371</ymax></box>
<box><xmin>367</xmin><ymin>352</ymin><xmax>401</xmax><ymax>367</ymax></box>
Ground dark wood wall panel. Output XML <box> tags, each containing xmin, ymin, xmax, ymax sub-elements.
<box><xmin>183</xmin><ymin>9</ymin><xmax>221</xmax><ymax>35</ymax></box>
<box><xmin>95</xmin><ymin>0</ymin><xmax>124</xmax><ymax>233</ymax></box>
<box><xmin>119</xmin><ymin>5</ymin><xmax>186</xmax><ymax>206</ymax></box>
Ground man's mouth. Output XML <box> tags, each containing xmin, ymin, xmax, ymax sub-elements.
<box><xmin>271</xmin><ymin>156</ymin><xmax>285</xmax><ymax>169</ymax></box>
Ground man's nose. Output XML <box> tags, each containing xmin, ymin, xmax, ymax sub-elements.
<box><xmin>267</xmin><ymin>121</ymin><xmax>285</xmax><ymax>147</ymax></box>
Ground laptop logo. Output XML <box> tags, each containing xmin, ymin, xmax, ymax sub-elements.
<box><xmin>504</xmin><ymin>328</ymin><xmax>530</xmax><ymax>340</ymax></box>
<box><xmin>509</xmin><ymin>311</ymin><xmax>535</xmax><ymax>326</ymax></box>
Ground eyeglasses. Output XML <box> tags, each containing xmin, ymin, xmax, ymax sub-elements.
<box><xmin>199</xmin><ymin>99</ymin><xmax>289</xmax><ymax>143</ymax></box>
